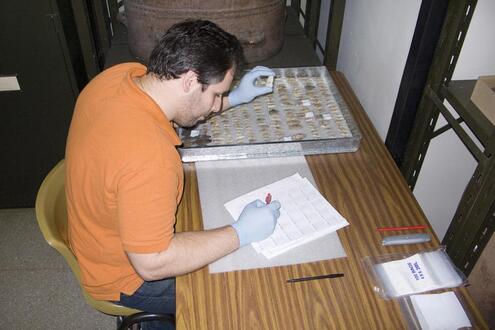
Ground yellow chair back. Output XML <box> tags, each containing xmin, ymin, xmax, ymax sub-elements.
<box><xmin>35</xmin><ymin>159</ymin><xmax>140</xmax><ymax>316</ymax></box>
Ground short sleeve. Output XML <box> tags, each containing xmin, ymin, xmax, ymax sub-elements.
<box><xmin>117</xmin><ymin>166</ymin><xmax>180</xmax><ymax>253</ymax></box>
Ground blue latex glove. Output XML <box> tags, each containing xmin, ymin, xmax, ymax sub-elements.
<box><xmin>231</xmin><ymin>199</ymin><xmax>281</xmax><ymax>247</ymax></box>
<box><xmin>228</xmin><ymin>66</ymin><xmax>275</xmax><ymax>107</ymax></box>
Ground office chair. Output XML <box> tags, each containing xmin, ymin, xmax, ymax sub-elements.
<box><xmin>35</xmin><ymin>160</ymin><xmax>174</xmax><ymax>329</ymax></box>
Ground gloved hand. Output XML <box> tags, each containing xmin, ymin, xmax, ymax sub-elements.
<box><xmin>228</xmin><ymin>66</ymin><xmax>275</xmax><ymax>107</ymax></box>
<box><xmin>231</xmin><ymin>199</ymin><xmax>281</xmax><ymax>247</ymax></box>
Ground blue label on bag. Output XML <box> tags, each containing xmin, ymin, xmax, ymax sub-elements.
<box><xmin>407</xmin><ymin>261</ymin><xmax>426</xmax><ymax>281</ymax></box>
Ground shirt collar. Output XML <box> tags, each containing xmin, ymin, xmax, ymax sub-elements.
<box><xmin>124</xmin><ymin>64</ymin><xmax>182</xmax><ymax>146</ymax></box>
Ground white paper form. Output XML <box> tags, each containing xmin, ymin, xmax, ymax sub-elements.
<box><xmin>410</xmin><ymin>292</ymin><xmax>471</xmax><ymax>330</ymax></box>
<box><xmin>225</xmin><ymin>173</ymin><xmax>349</xmax><ymax>258</ymax></box>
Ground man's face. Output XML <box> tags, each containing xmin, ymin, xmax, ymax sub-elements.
<box><xmin>176</xmin><ymin>68</ymin><xmax>234</xmax><ymax>127</ymax></box>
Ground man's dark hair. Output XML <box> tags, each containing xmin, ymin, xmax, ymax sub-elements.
<box><xmin>147</xmin><ymin>20</ymin><xmax>244</xmax><ymax>88</ymax></box>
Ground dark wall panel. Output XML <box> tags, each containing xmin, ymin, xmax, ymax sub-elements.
<box><xmin>0</xmin><ymin>0</ymin><xmax>79</xmax><ymax>207</ymax></box>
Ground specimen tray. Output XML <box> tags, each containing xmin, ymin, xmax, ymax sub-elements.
<box><xmin>178</xmin><ymin>66</ymin><xmax>361</xmax><ymax>162</ymax></box>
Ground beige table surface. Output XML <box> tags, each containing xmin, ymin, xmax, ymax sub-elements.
<box><xmin>174</xmin><ymin>71</ymin><xmax>487</xmax><ymax>329</ymax></box>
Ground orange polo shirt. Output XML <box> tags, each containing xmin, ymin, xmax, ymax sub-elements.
<box><xmin>65</xmin><ymin>63</ymin><xmax>184</xmax><ymax>301</ymax></box>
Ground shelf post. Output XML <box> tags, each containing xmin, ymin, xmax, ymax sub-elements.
<box><xmin>400</xmin><ymin>0</ymin><xmax>477</xmax><ymax>190</ymax></box>
<box><xmin>443</xmin><ymin>142</ymin><xmax>495</xmax><ymax>275</ymax></box>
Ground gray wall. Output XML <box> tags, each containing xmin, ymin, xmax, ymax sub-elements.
<box><xmin>336</xmin><ymin>0</ymin><xmax>421</xmax><ymax>141</ymax></box>
<box><xmin>328</xmin><ymin>0</ymin><xmax>494</xmax><ymax>241</ymax></box>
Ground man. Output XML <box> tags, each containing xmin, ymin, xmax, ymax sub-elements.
<box><xmin>65</xmin><ymin>19</ymin><xmax>281</xmax><ymax>329</ymax></box>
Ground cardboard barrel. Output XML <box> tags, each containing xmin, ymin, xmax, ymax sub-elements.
<box><xmin>124</xmin><ymin>0</ymin><xmax>286</xmax><ymax>63</ymax></box>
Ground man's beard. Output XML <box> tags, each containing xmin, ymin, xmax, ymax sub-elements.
<box><xmin>175</xmin><ymin>116</ymin><xmax>199</xmax><ymax>128</ymax></box>
<box><xmin>175</xmin><ymin>93</ymin><xmax>202</xmax><ymax>127</ymax></box>
<box><xmin>175</xmin><ymin>91</ymin><xmax>221</xmax><ymax>127</ymax></box>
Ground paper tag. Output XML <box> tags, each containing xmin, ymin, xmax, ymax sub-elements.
<box><xmin>302</xmin><ymin>99</ymin><xmax>311</xmax><ymax>106</ymax></box>
<box><xmin>266</xmin><ymin>76</ymin><xmax>274</xmax><ymax>88</ymax></box>
<box><xmin>323</xmin><ymin>113</ymin><xmax>332</xmax><ymax>120</ymax></box>
<box><xmin>305</xmin><ymin>112</ymin><xmax>314</xmax><ymax>118</ymax></box>
<box><xmin>0</xmin><ymin>76</ymin><xmax>21</xmax><ymax>91</ymax></box>
<box><xmin>190</xmin><ymin>130</ymin><xmax>200</xmax><ymax>137</ymax></box>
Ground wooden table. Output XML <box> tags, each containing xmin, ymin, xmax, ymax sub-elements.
<box><xmin>175</xmin><ymin>72</ymin><xmax>487</xmax><ymax>329</ymax></box>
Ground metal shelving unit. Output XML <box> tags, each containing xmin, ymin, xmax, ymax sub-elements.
<box><xmin>291</xmin><ymin>0</ymin><xmax>346</xmax><ymax>71</ymax></box>
<box><xmin>401</xmin><ymin>0</ymin><xmax>494</xmax><ymax>275</ymax></box>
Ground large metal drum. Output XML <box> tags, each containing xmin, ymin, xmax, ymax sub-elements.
<box><xmin>124</xmin><ymin>0</ymin><xmax>286</xmax><ymax>63</ymax></box>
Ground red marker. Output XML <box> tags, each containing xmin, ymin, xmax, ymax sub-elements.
<box><xmin>377</xmin><ymin>225</ymin><xmax>427</xmax><ymax>232</ymax></box>
<box><xmin>265</xmin><ymin>193</ymin><xmax>272</xmax><ymax>204</ymax></box>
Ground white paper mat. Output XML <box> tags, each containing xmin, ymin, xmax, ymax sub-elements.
<box><xmin>195</xmin><ymin>156</ymin><xmax>347</xmax><ymax>273</ymax></box>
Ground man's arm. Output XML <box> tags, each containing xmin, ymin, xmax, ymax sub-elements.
<box><xmin>127</xmin><ymin>200</ymin><xmax>281</xmax><ymax>281</ymax></box>
<box><xmin>127</xmin><ymin>226</ymin><xmax>238</xmax><ymax>280</ymax></box>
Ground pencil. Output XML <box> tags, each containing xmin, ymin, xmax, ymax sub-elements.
<box><xmin>377</xmin><ymin>225</ymin><xmax>427</xmax><ymax>232</ymax></box>
<box><xmin>287</xmin><ymin>273</ymin><xmax>344</xmax><ymax>283</ymax></box>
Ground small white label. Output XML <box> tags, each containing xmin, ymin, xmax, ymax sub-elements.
<box><xmin>305</xmin><ymin>111</ymin><xmax>314</xmax><ymax>118</ymax></box>
<box><xmin>266</xmin><ymin>76</ymin><xmax>274</xmax><ymax>88</ymax></box>
<box><xmin>323</xmin><ymin>113</ymin><xmax>332</xmax><ymax>120</ymax></box>
<box><xmin>190</xmin><ymin>130</ymin><xmax>200</xmax><ymax>137</ymax></box>
<box><xmin>283</xmin><ymin>136</ymin><xmax>292</xmax><ymax>141</ymax></box>
<box><xmin>302</xmin><ymin>99</ymin><xmax>311</xmax><ymax>106</ymax></box>
<box><xmin>0</xmin><ymin>76</ymin><xmax>21</xmax><ymax>91</ymax></box>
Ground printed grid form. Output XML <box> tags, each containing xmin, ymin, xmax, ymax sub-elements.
<box><xmin>225</xmin><ymin>173</ymin><xmax>349</xmax><ymax>258</ymax></box>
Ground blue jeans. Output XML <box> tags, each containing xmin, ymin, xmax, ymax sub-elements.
<box><xmin>117</xmin><ymin>277</ymin><xmax>176</xmax><ymax>330</ymax></box>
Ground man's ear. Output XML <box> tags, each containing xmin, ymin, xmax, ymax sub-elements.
<box><xmin>182</xmin><ymin>70</ymin><xmax>200</xmax><ymax>93</ymax></box>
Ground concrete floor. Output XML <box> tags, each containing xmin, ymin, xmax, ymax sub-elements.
<box><xmin>0</xmin><ymin>208</ymin><xmax>114</xmax><ymax>329</ymax></box>
<box><xmin>1</xmin><ymin>7</ymin><xmax>492</xmax><ymax>330</ymax></box>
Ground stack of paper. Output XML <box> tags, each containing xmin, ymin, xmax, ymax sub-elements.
<box><xmin>410</xmin><ymin>292</ymin><xmax>472</xmax><ymax>329</ymax></box>
<box><xmin>224</xmin><ymin>173</ymin><xmax>349</xmax><ymax>258</ymax></box>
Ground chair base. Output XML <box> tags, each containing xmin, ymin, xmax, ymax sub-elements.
<box><xmin>117</xmin><ymin>312</ymin><xmax>175</xmax><ymax>330</ymax></box>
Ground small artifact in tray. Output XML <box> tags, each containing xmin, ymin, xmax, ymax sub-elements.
<box><xmin>178</xmin><ymin>66</ymin><xmax>361</xmax><ymax>160</ymax></box>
